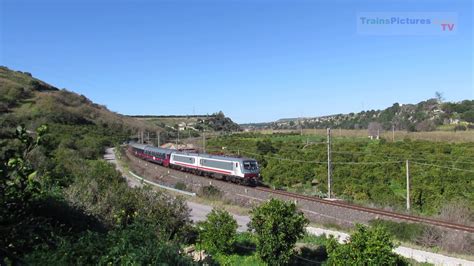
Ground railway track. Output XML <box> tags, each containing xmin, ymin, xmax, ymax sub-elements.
<box><xmin>256</xmin><ymin>187</ymin><xmax>474</xmax><ymax>233</ymax></box>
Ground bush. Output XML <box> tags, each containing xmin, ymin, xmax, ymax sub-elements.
<box><xmin>199</xmin><ymin>185</ymin><xmax>222</xmax><ymax>200</ymax></box>
<box><xmin>249</xmin><ymin>198</ymin><xmax>308</xmax><ymax>265</ymax></box>
<box><xmin>454</xmin><ymin>125</ymin><xmax>467</xmax><ymax>131</ymax></box>
<box><xmin>327</xmin><ymin>224</ymin><xmax>406</xmax><ymax>265</ymax></box>
<box><xmin>26</xmin><ymin>221</ymin><xmax>192</xmax><ymax>265</ymax></box>
<box><xmin>198</xmin><ymin>209</ymin><xmax>238</xmax><ymax>254</ymax></box>
<box><xmin>174</xmin><ymin>182</ymin><xmax>188</xmax><ymax>191</ymax></box>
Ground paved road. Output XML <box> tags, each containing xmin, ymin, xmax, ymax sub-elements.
<box><xmin>105</xmin><ymin>148</ymin><xmax>474</xmax><ymax>266</ymax></box>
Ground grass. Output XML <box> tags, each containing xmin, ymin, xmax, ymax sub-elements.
<box><xmin>300</xmin><ymin>234</ymin><xmax>330</xmax><ymax>246</ymax></box>
<box><xmin>369</xmin><ymin>219</ymin><xmax>427</xmax><ymax>243</ymax></box>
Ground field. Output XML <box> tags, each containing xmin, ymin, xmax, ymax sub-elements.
<box><xmin>253</xmin><ymin>129</ymin><xmax>474</xmax><ymax>143</ymax></box>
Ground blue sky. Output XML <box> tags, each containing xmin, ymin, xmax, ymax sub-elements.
<box><xmin>1</xmin><ymin>0</ymin><xmax>472</xmax><ymax>123</ymax></box>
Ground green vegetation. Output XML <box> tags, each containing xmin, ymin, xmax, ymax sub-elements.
<box><xmin>208</xmin><ymin>133</ymin><xmax>474</xmax><ymax>216</ymax></box>
<box><xmin>249</xmin><ymin>198</ymin><xmax>309</xmax><ymax>265</ymax></box>
<box><xmin>327</xmin><ymin>224</ymin><xmax>406</xmax><ymax>265</ymax></box>
<box><xmin>198</xmin><ymin>209</ymin><xmax>238</xmax><ymax>254</ymax></box>
<box><xmin>199</xmin><ymin>185</ymin><xmax>223</xmax><ymax>200</ymax></box>
<box><xmin>369</xmin><ymin>220</ymin><xmax>427</xmax><ymax>243</ymax></box>
<box><xmin>198</xmin><ymin>210</ymin><xmax>415</xmax><ymax>265</ymax></box>
<box><xmin>0</xmin><ymin>67</ymin><xmax>193</xmax><ymax>263</ymax></box>
<box><xmin>1</xmin><ymin>124</ymin><xmax>193</xmax><ymax>264</ymax></box>
<box><xmin>175</xmin><ymin>181</ymin><xmax>189</xmax><ymax>191</ymax></box>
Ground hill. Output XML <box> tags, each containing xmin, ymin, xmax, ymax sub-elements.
<box><xmin>0</xmin><ymin>66</ymin><xmax>153</xmax><ymax>131</ymax></box>
<box><xmin>242</xmin><ymin>98</ymin><xmax>474</xmax><ymax>132</ymax></box>
<box><xmin>129</xmin><ymin>112</ymin><xmax>241</xmax><ymax>144</ymax></box>
<box><xmin>131</xmin><ymin>112</ymin><xmax>241</xmax><ymax>132</ymax></box>
<box><xmin>0</xmin><ymin>66</ymin><xmax>160</xmax><ymax>158</ymax></box>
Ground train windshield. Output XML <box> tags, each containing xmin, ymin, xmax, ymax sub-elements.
<box><xmin>243</xmin><ymin>161</ymin><xmax>258</xmax><ymax>170</ymax></box>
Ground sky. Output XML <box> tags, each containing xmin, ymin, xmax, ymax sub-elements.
<box><xmin>1</xmin><ymin>0</ymin><xmax>472</xmax><ymax>123</ymax></box>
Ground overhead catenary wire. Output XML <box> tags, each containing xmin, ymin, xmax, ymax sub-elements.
<box><xmin>332</xmin><ymin>150</ymin><xmax>474</xmax><ymax>166</ymax></box>
<box><xmin>210</xmin><ymin>146</ymin><xmax>404</xmax><ymax>165</ymax></box>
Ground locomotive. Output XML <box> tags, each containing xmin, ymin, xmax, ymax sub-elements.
<box><xmin>128</xmin><ymin>143</ymin><xmax>260</xmax><ymax>185</ymax></box>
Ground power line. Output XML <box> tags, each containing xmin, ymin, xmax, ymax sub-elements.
<box><xmin>212</xmin><ymin>147</ymin><xmax>403</xmax><ymax>165</ymax></box>
<box><xmin>332</xmin><ymin>150</ymin><xmax>474</xmax><ymax>166</ymax></box>
<box><xmin>411</xmin><ymin>162</ymin><xmax>474</xmax><ymax>173</ymax></box>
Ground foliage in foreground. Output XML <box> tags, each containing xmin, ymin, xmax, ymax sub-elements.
<box><xmin>0</xmin><ymin>125</ymin><xmax>192</xmax><ymax>264</ymax></box>
<box><xmin>26</xmin><ymin>221</ymin><xmax>192</xmax><ymax>265</ymax></box>
<box><xmin>327</xmin><ymin>224</ymin><xmax>406</xmax><ymax>265</ymax></box>
<box><xmin>198</xmin><ymin>209</ymin><xmax>238</xmax><ymax>254</ymax></box>
<box><xmin>249</xmin><ymin>198</ymin><xmax>309</xmax><ymax>265</ymax></box>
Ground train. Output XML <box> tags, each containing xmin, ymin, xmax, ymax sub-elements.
<box><xmin>128</xmin><ymin>143</ymin><xmax>260</xmax><ymax>185</ymax></box>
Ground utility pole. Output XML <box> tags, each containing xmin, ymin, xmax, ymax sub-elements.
<box><xmin>392</xmin><ymin>124</ymin><xmax>395</xmax><ymax>142</ymax></box>
<box><xmin>140</xmin><ymin>130</ymin><xmax>144</xmax><ymax>144</ymax></box>
<box><xmin>202</xmin><ymin>132</ymin><xmax>206</xmax><ymax>153</ymax></box>
<box><xmin>327</xmin><ymin>128</ymin><xmax>332</xmax><ymax>199</ymax></box>
<box><xmin>406</xmin><ymin>160</ymin><xmax>410</xmax><ymax>210</ymax></box>
<box><xmin>147</xmin><ymin>132</ymin><xmax>150</xmax><ymax>144</ymax></box>
<box><xmin>176</xmin><ymin>129</ymin><xmax>179</xmax><ymax>147</ymax></box>
<box><xmin>156</xmin><ymin>131</ymin><xmax>160</xmax><ymax>147</ymax></box>
<box><xmin>299</xmin><ymin>117</ymin><xmax>303</xmax><ymax>136</ymax></box>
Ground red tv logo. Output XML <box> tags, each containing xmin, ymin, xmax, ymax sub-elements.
<box><xmin>441</xmin><ymin>23</ymin><xmax>455</xmax><ymax>31</ymax></box>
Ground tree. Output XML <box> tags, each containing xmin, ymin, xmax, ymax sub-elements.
<box><xmin>198</xmin><ymin>209</ymin><xmax>238</xmax><ymax>254</ymax></box>
<box><xmin>256</xmin><ymin>139</ymin><xmax>277</xmax><ymax>154</ymax></box>
<box><xmin>461</xmin><ymin>110</ymin><xmax>474</xmax><ymax>123</ymax></box>
<box><xmin>327</xmin><ymin>224</ymin><xmax>406</xmax><ymax>265</ymax></box>
<box><xmin>415</xmin><ymin>120</ymin><xmax>436</xmax><ymax>132</ymax></box>
<box><xmin>435</xmin><ymin>91</ymin><xmax>444</xmax><ymax>103</ymax></box>
<box><xmin>248</xmin><ymin>199</ymin><xmax>308</xmax><ymax>265</ymax></box>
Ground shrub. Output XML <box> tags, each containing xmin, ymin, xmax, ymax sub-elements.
<box><xmin>249</xmin><ymin>198</ymin><xmax>308</xmax><ymax>265</ymax></box>
<box><xmin>199</xmin><ymin>185</ymin><xmax>222</xmax><ymax>200</ymax></box>
<box><xmin>174</xmin><ymin>182</ymin><xmax>188</xmax><ymax>191</ymax></box>
<box><xmin>454</xmin><ymin>125</ymin><xmax>467</xmax><ymax>131</ymax></box>
<box><xmin>327</xmin><ymin>224</ymin><xmax>406</xmax><ymax>265</ymax></box>
<box><xmin>198</xmin><ymin>209</ymin><xmax>238</xmax><ymax>254</ymax></box>
<box><xmin>26</xmin><ymin>221</ymin><xmax>192</xmax><ymax>265</ymax></box>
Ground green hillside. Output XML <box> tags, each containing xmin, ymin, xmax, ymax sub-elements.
<box><xmin>0</xmin><ymin>67</ymin><xmax>192</xmax><ymax>263</ymax></box>
<box><xmin>243</xmin><ymin>98</ymin><xmax>474</xmax><ymax>132</ymax></box>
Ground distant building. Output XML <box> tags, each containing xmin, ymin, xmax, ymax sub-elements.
<box><xmin>160</xmin><ymin>143</ymin><xmax>196</xmax><ymax>152</ymax></box>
